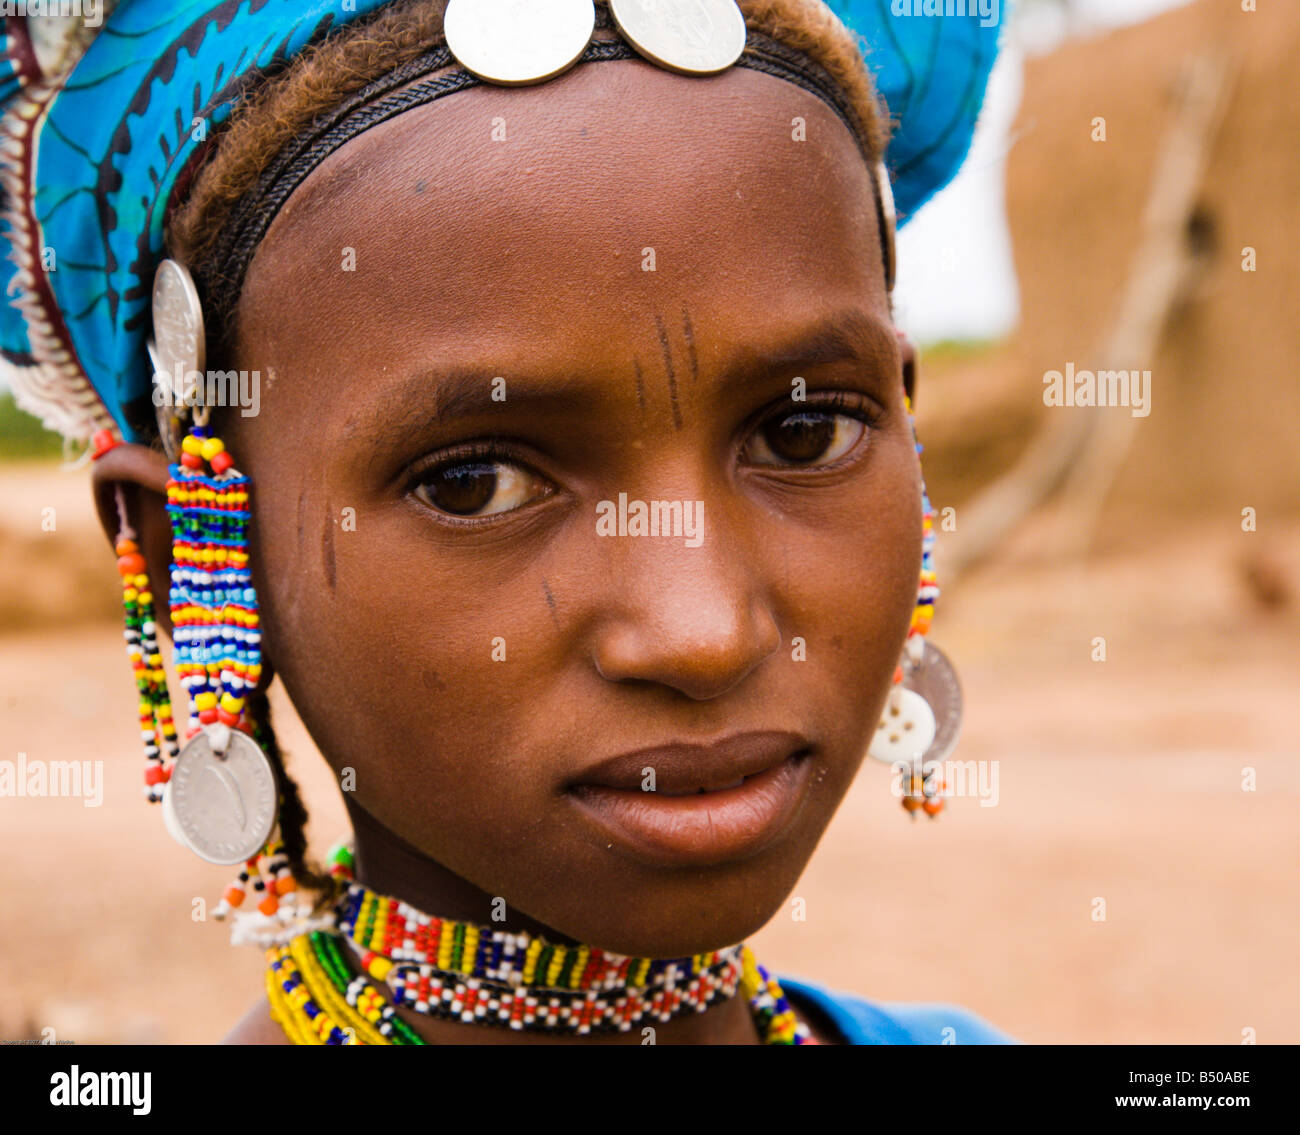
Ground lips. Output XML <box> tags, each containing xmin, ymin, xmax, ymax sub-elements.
<box><xmin>566</xmin><ymin>731</ymin><xmax>814</xmax><ymax>868</ymax></box>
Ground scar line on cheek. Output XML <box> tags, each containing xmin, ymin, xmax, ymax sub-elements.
<box><xmin>323</xmin><ymin>500</ymin><xmax>337</xmax><ymax>592</ymax></box>
<box><xmin>653</xmin><ymin>313</ymin><xmax>683</xmax><ymax>431</ymax></box>
<box><xmin>682</xmin><ymin>303</ymin><xmax>698</xmax><ymax>386</ymax></box>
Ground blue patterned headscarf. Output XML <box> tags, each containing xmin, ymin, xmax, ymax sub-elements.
<box><xmin>0</xmin><ymin>1</ymin><xmax>1001</xmax><ymax>445</ymax></box>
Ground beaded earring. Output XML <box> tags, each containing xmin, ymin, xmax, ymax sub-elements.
<box><xmin>98</xmin><ymin>458</ymin><xmax>181</xmax><ymax>803</ymax></box>
<box><xmin>866</xmin><ymin>395</ymin><xmax>963</xmax><ymax>819</ymax></box>
<box><xmin>94</xmin><ymin>412</ymin><xmax>306</xmax><ymax>931</ymax></box>
<box><xmin>91</xmin><ymin>258</ymin><xmax>313</xmax><ymax>941</ymax></box>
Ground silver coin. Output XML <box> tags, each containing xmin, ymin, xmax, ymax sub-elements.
<box><xmin>146</xmin><ymin>338</ymin><xmax>182</xmax><ymax>463</ymax></box>
<box><xmin>166</xmin><ymin>729</ymin><xmax>278</xmax><ymax>866</ymax></box>
<box><xmin>151</xmin><ymin>259</ymin><xmax>205</xmax><ymax>408</ymax></box>
<box><xmin>902</xmin><ymin>640</ymin><xmax>963</xmax><ymax>765</ymax></box>
<box><xmin>610</xmin><ymin>0</ymin><xmax>746</xmax><ymax>75</ymax></box>
<box><xmin>160</xmin><ymin>769</ymin><xmax>189</xmax><ymax>848</ymax></box>
<box><xmin>874</xmin><ymin>161</ymin><xmax>897</xmax><ymax>293</ymax></box>
<box><xmin>444</xmin><ymin>0</ymin><xmax>595</xmax><ymax>86</ymax></box>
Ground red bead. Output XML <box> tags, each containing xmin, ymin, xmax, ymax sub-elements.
<box><xmin>210</xmin><ymin>451</ymin><xmax>234</xmax><ymax>473</ymax></box>
<box><xmin>91</xmin><ymin>429</ymin><xmax>121</xmax><ymax>460</ymax></box>
<box><xmin>198</xmin><ymin>708</ymin><xmax>218</xmax><ymax>724</ymax></box>
<box><xmin>117</xmin><ymin>553</ymin><xmax>146</xmax><ymax>576</ymax></box>
<box><xmin>180</xmin><ymin>452</ymin><xmax>202</xmax><ymax>469</ymax></box>
<box><xmin>217</xmin><ymin>707</ymin><xmax>239</xmax><ymax>726</ymax></box>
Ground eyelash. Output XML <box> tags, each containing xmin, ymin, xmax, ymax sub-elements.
<box><xmin>405</xmin><ymin>436</ymin><xmax>545</xmax><ymax>525</ymax></box>
<box><xmin>741</xmin><ymin>389</ymin><xmax>883</xmax><ymax>462</ymax></box>
<box><xmin>406</xmin><ymin>390</ymin><xmax>883</xmax><ymax>522</ymax></box>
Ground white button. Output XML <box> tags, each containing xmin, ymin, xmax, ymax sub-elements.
<box><xmin>868</xmin><ymin>688</ymin><xmax>937</xmax><ymax>765</ymax></box>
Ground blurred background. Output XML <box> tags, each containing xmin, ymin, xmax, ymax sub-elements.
<box><xmin>2</xmin><ymin>0</ymin><xmax>1297</xmax><ymax>1043</ymax></box>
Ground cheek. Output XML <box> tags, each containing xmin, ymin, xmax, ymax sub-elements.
<box><xmin>243</xmin><ymin>420</ymin><xmax>921</xmax><ymax>892</ymax></box>
<box><xmin>250</xmin><ymin>483</ymin><xmax>561</xmax><ymax>839</ymax></box>
<box><xmin>762</xmin><ymin>440</ymin><xmax>923</xmax><ymax>743</ymax></box>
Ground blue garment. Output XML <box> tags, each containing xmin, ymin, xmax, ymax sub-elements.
<box><xmin>780</xmin><ymin>974</ymin><xmax>1018</xmax><ymax>1045</ymax></box>
<box><xmin>0</xmin><ymin>1</ymin><xmax>1002</xmax><ymax>444</ymax></box>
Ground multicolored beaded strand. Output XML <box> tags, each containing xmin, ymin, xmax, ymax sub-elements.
<box><xmin>909</xmin><ymin>394</ymin><xmax>939</xmax><ymax>644</ymax></box>
<box><xmin>96</xmin><ymin>419</ymin><xmax>303</xmax><ymax>926</ymax></box>
<box><xmin>163</xmin><ymin>417</ymin><xmax>312</xmax><ymax>924</ymax></box>
<box><xmin>889</xmin><ymin>395</ymin><xmax>947</xmax><ymax>818</ymax></box>
<box><xmin>165</xmin><ymin>421</ymin><xmax>259</xmax><ymax>736</ymax></box>
<box><xmin>92</xmin><ymin>429</ymin><xmax>183</xmax><ymax>803</ymax></box>
<box><xmin>739</xmin><ymin>946</ymin><xmax>808</xmax><ymax>1045</ymax></box>
<box><xmin>338</xmin><ymin>881</ymin><xmax>742</xmax><ymax>998</ymax></box>
<box><xmin>267</xmin><ymin>921</ymin><xmax>813</xmax><ymax>1045</ymax></box>
<box><xmin>264</xmin><ymin>844</ymin><xmax>814</xmax><ymax>1043</ymax></box>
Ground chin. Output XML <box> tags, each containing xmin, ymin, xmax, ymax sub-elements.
<box><xmin>531</xmin><ymin>841</ymin><xmax>816</xmax><ymax>960</ymax></box>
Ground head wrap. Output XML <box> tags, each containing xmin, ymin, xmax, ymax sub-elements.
<box><xmin>0</xmin><ymin>1</ymin><xmax>1001</xmax><ymax>445</ymax></box>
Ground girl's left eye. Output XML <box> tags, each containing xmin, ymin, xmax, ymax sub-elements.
<box><xmin>742</xmin><ymin>408</ymin><xmax>868</xmax><ymax>467</ymax></box>
<box><xmin>412</xmin><ymin>458</ymin><xmax>551</xmax><ymax>518</ymax></box>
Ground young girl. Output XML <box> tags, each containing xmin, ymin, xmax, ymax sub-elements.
<box><xmin>2</xmin><ymin>0</ymin><xmax>1012</xmax><ymax>1044</ymax></box>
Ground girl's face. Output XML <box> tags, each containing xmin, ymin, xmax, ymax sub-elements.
<box><xmin>220</xmin><ymin>60</ymin><xmax>920</xmax><ymax>957</ymax></box>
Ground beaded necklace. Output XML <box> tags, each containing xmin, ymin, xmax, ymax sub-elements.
<box><xmin>264</xmin><ymin>845</ymin><xmax>817</xmax><ymax>1045</ymax></box>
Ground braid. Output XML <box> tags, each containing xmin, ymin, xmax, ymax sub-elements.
<box><xmin>244</xmin><ymin>685</ymin><xmax>341</xmax><ymax>909</ymax></box>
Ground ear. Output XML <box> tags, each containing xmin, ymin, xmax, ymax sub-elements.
<box><xmin>91</xmin><ymin>443</ymin><xmax>176</xmax><ymax>639</ymax></box>
<box><xmin>898</xmin><ymin>331</ymin><xmax>918</xmax><ymax>407</ymax></box>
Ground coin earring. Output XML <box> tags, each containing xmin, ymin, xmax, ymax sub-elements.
<box><xmin>170</xmin><ymin>419</ymin><xmax>308</xmax><ymax>931</ymax></box>
<box><xmin>866</xmin><ymin>396</ymin><xmax>963</xmax><ymax>818</ymax></box>
<box><xmin>96</xmin><ymin>258</ymin><xmax>308</xmax><ymax>936</ymax></box>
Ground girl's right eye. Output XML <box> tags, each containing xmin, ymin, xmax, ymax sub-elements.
<box><xmin>412</xmin><ymin>458</ymin><xmax>552</xmax><ymax>519</ymax></box>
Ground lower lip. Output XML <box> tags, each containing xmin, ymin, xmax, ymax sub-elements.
<box><xmin>567</xmin><ymin>754</ymin><xmax>813</xmax><ymax>868</ymax></box>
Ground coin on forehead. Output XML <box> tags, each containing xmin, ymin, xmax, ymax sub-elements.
<box><xmin>166</xmin><ymin>729</ymin><xmax>279</xmax><ymax>866</ymax></box>
<box><xmin>444</xmin><ymin>0</ymin><xmax>596</xmax><ymax>86</ymax></box>
<box><xmin>610</xmin><ymin>0</ymin><xmax>747</xmax><ymax>76</ymax></box>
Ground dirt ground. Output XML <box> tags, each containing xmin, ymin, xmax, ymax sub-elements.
<box><xmin>0</xmin><ymin>461</ymin><xmax>1295</xmax><ymax>1045</ymax></box>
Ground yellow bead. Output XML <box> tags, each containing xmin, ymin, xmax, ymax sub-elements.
<box><xmin>181</xmin><ymin>435</ymin><xmax>202</xmax><ymax>455</ymax></box>
<box><xmin>220</xmin><ymin>693</ymin><xmax>245</xmax><ymax>713</ymax></box>
<box><xmin>194</xmin><ymin>692</ymin><xmax>217</xmax><ymax>710</ymax></box>
<box><xmin>200</xmin><ymin>437</ymin><xmax>225</xmax><ymax>460</ymax></box>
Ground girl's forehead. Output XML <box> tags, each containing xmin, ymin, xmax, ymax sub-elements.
<box><xmin>239</xmin><ymin>62</ymin><xmax>885</xmax><ymax>364</ymax></box>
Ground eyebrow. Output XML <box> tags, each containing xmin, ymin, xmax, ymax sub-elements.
<box><xmin>360</xmin><ymin>306</ymin><xmax>896</xmax><ymax>444</ymax></box>
<box><xmin>724</xmin><ymin>307</ymin><xmax>897</xmax><ymax>384</ymax></box>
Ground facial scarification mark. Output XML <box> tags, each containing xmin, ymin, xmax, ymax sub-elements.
<box><xmin>681</xmin><ymin>303</ymin><xmax>699</xmax><ymax>385</ymax></box>
<box><xmin>541</xmin><ymin>577</ymin><xmax>559</xmax><ymax>628</ymax></box>
<box><xmin>653</xmin><ymin>314</ymin><xmax>683</xmax><ymax>431</ymax></box>
<box><xmin>323</xmin><ymin>499</ymin><xmax>337</xmax><ymax>592</ymax></box>
<box><xmin>632</xmin><ymin>356</ymin><xmax>647</xmax><ymax>416</ymax></box>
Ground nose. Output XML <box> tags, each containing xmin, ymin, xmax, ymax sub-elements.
<box><xmin>588</xmin><ymin>524</ymin><xmax>782</xmax><ymax>701</ymax></box>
